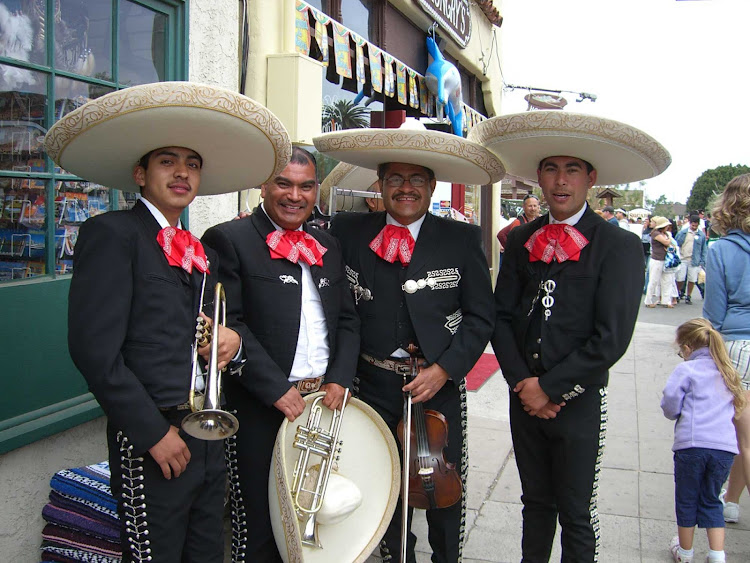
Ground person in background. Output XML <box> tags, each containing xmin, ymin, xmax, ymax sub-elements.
<box><xmin>645</xmin><ymin>216</ymin><xmax>675</xmax><ymax>308</ymax></box>
<box><xmin>665</xmin><ymin>221</ymin><xmax>681</xmax><ymax>306</ymax></box>
<box><xmin>601</xmin><ymin>205</ymin><xmax>618</xmax><ymax>225</ymax></box>
<box><xmin>675</xmin><ymin>215</ymin><xmax>707</xmax><ymax>304</ymax></box>
<box><xmin>642</xmin><ymin>215</ymin><xmax>654</xmax><ymax>294</ymax></box>
<box><xmin>702</xmin><ymin>174</ymin><xmax>750</xmax><ymax>526</ymax></box>
<box><xmin>615</xmin><ymin>208</ymin><xmax>629</xmax><ymax>229</ymax></box>
<box><xmin>662</xmin><ymin>318</ymin><xmax>745</xmax><ymax>563</ymax></box>
<box><xmin>496</xmin><ymin>194</ymin><xmax>541</xmax><ymax>269</ymax></box>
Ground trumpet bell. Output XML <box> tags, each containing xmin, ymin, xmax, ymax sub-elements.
<box><xmin>181</xmin><ymin>409</ymin><xmax>239</xmax><ymax>440</ymax></box>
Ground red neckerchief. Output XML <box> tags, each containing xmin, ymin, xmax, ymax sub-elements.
<box><xmin>524</xmin><ymin>223</ymin><xmax>589</xmax><ymax>263</ymax></box>
<box><xmin>266</xmin><ymin>229</ymin><xmax>327</xmax><ymax>266</ymax></box>
<box><xmin>156</xmin><ymin>227</ymin><xmax>210</xmax><ymax>274</ymax></box>
<box><xmin>369</xmin><ymin>224</ymin><xmax>415</xmax><ymax>265</ymax></box>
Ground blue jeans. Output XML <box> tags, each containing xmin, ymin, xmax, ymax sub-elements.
<box><xmin>673</xmin><ymin>447</ymin><xmax>734</xmax><ymax>528</ymax></box>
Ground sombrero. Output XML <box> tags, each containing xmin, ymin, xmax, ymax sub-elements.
<box><xmin>467</xmin><ymin>111</ymin><xmax>671</xmax><ymax>186</ymax></box>
<box><xmin>313</xmin><ymin>121</ymin><xmax>505</xmax><ymax>185</ymax></box>
<box><xmin>44</xmin><ymin>82</ymin><xmax>292</xmax><ymax>195</ymax></box>
<box><xmin>320</xmin><ymin>162</ymin><xmax>379</xmax><ymax>213</ymax></box>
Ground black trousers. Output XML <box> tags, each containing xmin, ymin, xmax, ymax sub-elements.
<box><xmin>355</xmin><ymin>363</ymin><xmax>466</xmax><ymax>563</ymax></box>
<box><xmin>224</xmin><ymin>377</ymin><xmax>285</xmax><ymax>563</ymax></box>
<box><xmin>107</xmin><ymin>409</ymin><xmax>226</xmax><ymax>563</ymax></box>
<box><xmin>509</xmin><ymin>386</ymin><xmax>607</xmax><ymax>563</ymax></box>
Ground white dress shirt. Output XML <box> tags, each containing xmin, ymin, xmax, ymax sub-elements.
<box><xmin>549</xmin><ymin>203</ymin><xmax>588</xmax><ymax>226</ymax></box>
<box><xmin>261</xmin><ymin>204</ymin><xmax>330</xmax><ymax>382</ymax></box>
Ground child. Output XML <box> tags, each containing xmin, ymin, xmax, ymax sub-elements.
<box><xmin>661</xmin><ymin>318</ymin><xmax>746</xmax><ymax>562</ymax></box>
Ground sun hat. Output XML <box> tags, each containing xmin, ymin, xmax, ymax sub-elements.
<box><xmin>320</xmin><ymin>161</ymin><xmax>379</xmax><ymax>213</ymax></box>
<box><xmin>651</xmin><ymin>216</ymin><xmax>671</xmax><ymax>230</ymax></box>
<box><xmin>44</xmin><ymin>82</ymin><xmax>292</xmax><ymax>195</ymax></box>
<box><xmin>467</xmin><ymin>111</ymin><xmax>671</xmax><ymax>186</ymax></box>
<box><xmin>615</xmin><ymin>208</ymin><xmax>627</xmax><ymax>214</ymax></box>
<box><xmin>313</xmin><ymin>121</ymin><xmax>505</xmax><ymax>185</ymax></box>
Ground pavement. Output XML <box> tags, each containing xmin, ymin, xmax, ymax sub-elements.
<box><xmin>367</xmin><ymin>291</ymin><xmax>750</xmax><ymax>562</ymax></box>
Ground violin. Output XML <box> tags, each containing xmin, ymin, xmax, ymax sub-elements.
<box><xmin>396</xmin><ymin>345</ymin><xmax>462</xmax><ymax>511</ymax></box>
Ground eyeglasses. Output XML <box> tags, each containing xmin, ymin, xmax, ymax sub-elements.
<box><xmin>384</xmin><ymin>174</ymin><xmax>428</xmax><ymax>188</ymax></box>
<box><xmin>676</xmin><ymin>350</ymin><xmax>684</xmax><ymax>359</ymax></box>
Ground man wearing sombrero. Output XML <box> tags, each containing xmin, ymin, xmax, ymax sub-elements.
<box><xmin>314</xmin><ymin>122</ymin><xmax>504</xmax><ymax>562</ymax></box>
<box><xmin>469</xmin><ymin>111</ymin><xmax>671</xmax><ymax>561</ymax></box>
<box><xmin>45</xmin><ymin>82</ymin><xmax>292</xmax><ymax>562</ymax></box>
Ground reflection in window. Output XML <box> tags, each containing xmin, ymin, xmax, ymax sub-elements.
<box><xmin>341</xmin><ymin>0</ymin><xmax>374</xmax><ymax>42</ymax></box>
<box><xmin>56</xmin><ymin>0</ymin><xmax>114</xmax><ymax>82</ymax></box>
<box><xmin>54</xmin><ymin>77</ymin><xmax>113</xmax><ymax>123</ymax></box>
<box><xmin>119</xmin><ymin>1</ymin><xmax>166</xmax><ymax>86</ymax></box>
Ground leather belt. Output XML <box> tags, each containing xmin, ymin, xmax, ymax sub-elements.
<box><xmin>293</xmin><ymin>376</ymin><xmax>324</xmax><ymax>395</ymax></box>
<box><xmin>360</xmin><ymin>353</ymin><xmax>414</xmax><ymax>374</ymax></box>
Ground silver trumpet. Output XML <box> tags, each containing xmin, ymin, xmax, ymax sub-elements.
<box><xmin>181</xmin><ymin>281</ymin><xmax>240</xmax><ymax>440</ymax></box>
<box><xmin>291</xmin><ymin>389</ymin><xmax>349</xmax><ymax>548</ymax></box>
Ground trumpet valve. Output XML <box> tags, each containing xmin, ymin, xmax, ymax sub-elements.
<box><xmin>195</xmin><ymin>316</ymin><xmax>212</xmax><ymax>347</ymax></box>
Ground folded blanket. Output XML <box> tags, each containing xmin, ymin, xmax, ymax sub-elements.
<box><xmin>49</xmin><ymin>464</ymin><xmax>117</xmax><ymax>513</ymax></box>
<box><xmin>42</xmin><ymin>524</ymin><xmax>121</xmax><ymax>558</ymax></box>
<box><xmin>40</xmin><ymin>543</ymin><xmax>120</xmax><ymax>563</ymax></box>
<box><xmin>42</xmin><ymin>504</ymin><xmax>120</xmax><ymax>542</ymax></box>
<box><xmin>49</xmin><ymin>491</ymin><xmax>119</xmax><ymax>527</ymax></box>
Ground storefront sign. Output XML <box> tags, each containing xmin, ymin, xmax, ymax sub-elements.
<box><xmin>417</xmin><ymin>0</ymin><xmax>472</xmax><ymax>48</ymax></box>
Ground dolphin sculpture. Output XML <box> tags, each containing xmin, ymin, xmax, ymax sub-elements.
<box><xmin>424</xmin><ymin>36</ymin><xmax>464</xmax><ymax>136</ymax></box>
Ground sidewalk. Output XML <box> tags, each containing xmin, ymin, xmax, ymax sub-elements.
<box><xmin>403</xmin><ymin>294</ymin><xmax>750</xmax><ymax>562</ymax></box>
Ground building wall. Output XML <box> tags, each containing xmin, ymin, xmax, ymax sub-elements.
<box><xmin>188</xmin><ymin>0</ymin><xmax>243</xmax><ymax>238</ymax></box>
<box><xmin>0</xmin><ymin>2</ymin><xmax>242</xmax><ymax>557</ymax></box>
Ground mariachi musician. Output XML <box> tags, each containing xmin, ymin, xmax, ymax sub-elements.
<box><xmin>49</xmin><ymin>82</ymin><xmax>292</xmax><ymax>562</ymax></box>
<box><xmin>201</xmin><ymin>146</ymin><xmax>360</xmax><ymax>563</ymax></box>
<box><xmin>315</xmin><ymin>122</ymin><xmax>503</xmax><ymax>562</ymax></box>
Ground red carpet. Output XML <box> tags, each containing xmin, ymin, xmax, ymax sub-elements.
<box><xmin>465</xmin><ymin>353</ymin><xmax>500</xmax><ymax>391</ymax></box>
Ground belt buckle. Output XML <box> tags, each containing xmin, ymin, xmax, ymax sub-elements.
<box><xmin>295</xmin><ymin>377</ymin><xmax>323</xmax><ymax>395</ymax></box>
<box><xmin>393</xmin><ymin>362</ymin><xmax>411</xmax><ymax>375</ymax></box>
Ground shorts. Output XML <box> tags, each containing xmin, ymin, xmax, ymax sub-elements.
<box><xmin>676</xmin><ymin>261</ymin><xmax>700</xmax><ymax>283</ymax></box>
<box><xmin>674</xmin><ymin>447</ymin><xmax>734</xmax><ymax>529</ymax></box>
<box><xmin>727</xmin><ymin>339</ymin><xmax>750</xmax><ymax>391</ymax></box>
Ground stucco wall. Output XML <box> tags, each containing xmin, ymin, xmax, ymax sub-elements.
<box><xmin>188</xmin><ymin>0</ymin><xmax>243</xmax><ymax>238</ymax></box>
<box><xmin>0</xmin><ymin>418</ymin><xmax>107</xmax><ymax>562</ymax></box>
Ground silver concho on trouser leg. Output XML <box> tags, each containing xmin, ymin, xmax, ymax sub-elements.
<box><xmin>590</xmin><ymin>387</ymin><xmax>608</xmax><ymax>562</ymax></box>
<box><xmin>457</xmin><ymin>379</ymin><xmax>469</xmax><ymax>562</ymax></box>
<box><xmin>224</xmin><ymin>410</ymin><xmax>248</xmax><ymax>563</ymax></box>
<box><xmin>116</xmin><ymin>432</ymin><xmax>151</xmax><ymax>562</ymax></box>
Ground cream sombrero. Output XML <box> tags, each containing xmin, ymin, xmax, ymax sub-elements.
<box><xmin>313</xmin><ymin>121</ymin><xmax>505</xmax><ymax>185</ymax></box>
<box><xmin>320</xmin><ymin>162</ymin><xmax>379</xmax><ymax>213</ymax></box>
<box><xmin>44</xmin><ymin>82</ymin><xmax>292</xmax><ymax>195</ymax></box>
<box><xmin>467</xmin><ymin>111</ymin><xmax>671</xmax><ymax>186</ymax></box>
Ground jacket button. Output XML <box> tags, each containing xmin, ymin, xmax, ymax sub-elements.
<box><xmin>537</xmin><ymin>338</ymin><xmax>542</xmax><ymax>344</ymax></box>
<box><xmin>532</xmin><ymin>353</ymin><xmax>539</xmax><ymax>359</ymax></box>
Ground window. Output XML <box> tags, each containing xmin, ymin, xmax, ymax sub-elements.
<box><xmin>0</xmin><ymin>0</ymin><xmax>184</xmax><ymax>282</ymax></box>
<box><xmin>0</xmin><ymin>0</ymin><xmax>186</xmax><ymax>454</ymax></box>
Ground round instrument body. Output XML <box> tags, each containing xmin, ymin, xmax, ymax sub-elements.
<box><xmin>397</xmin><ymin>408</ymin><xmax>462</xmax><ymax>510</ymax></box>
<box><xmin>269</xmin><ymin>392</ymin><xmax>400</xmax><ymax>563</ymax></box>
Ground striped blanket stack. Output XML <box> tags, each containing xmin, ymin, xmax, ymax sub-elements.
<box><xmin>40</xmin><ymin>462</ymin><xmax>122</xmax><ymax>563</ymax></box>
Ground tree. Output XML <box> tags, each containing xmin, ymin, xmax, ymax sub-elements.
<box><xmin>322</xmin><ymin>99</ymin><xmax>369</xmax><ymax>131</ymax></box>
<box><xmin>686</xmin><ymin>164</ymin><xmax>750</xmax><ymax>213</ymax></box>
<box><xmin>646</xmin><ymin>194</ymin><xmax>676</xmax><ymax>218</ymax></box>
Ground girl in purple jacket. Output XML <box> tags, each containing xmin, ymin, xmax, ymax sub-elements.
<box><xmin>662</xmin><ymin>318</ymin><xmax>746</xmax><ymax>563</ymax></box>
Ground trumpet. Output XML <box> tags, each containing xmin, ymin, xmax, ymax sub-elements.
<box><xmin>291</xmin><ymin>389</ymin><xmax>351</xmax><ymax>548</ymax></box>
<box><xmin>181</xmin><ymin>281</ymin><xmax>240</xmax><ymax>440</ymax></box>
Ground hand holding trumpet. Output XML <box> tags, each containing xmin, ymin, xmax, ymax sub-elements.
<box><xmin>196</xmin><ymin>312</ymin><xmax>241</xmax><ymax>371</ymax></box>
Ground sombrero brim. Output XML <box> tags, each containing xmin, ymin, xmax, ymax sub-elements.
<box><xmin>467</xmin><ymin>111</ymin><xmax>671</xmax><ymax>186</ymax></box>
<box><xmin>44</xmin><ymin>82</ymin><xmax>292</xmax><ymax>195</ymax></box>
<box><xmin>313</xmin><ymin>128</ymin><xmax>506</xmax><ymax>185</ymax></box>
<box><xmin>320</xmin><ymin>162</ymin><xmax>378</xmax><ymax>213</ymax></box>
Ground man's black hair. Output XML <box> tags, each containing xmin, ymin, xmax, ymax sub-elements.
<box><xmin>538</xmin><ymin>156</ymin><xmax>594</xmax><ymax>174</ymax></box>
<box><xmin>137</xmin><ymin>149</ymin><xmax>203</xmax><ymax>170</ymax></box>
<box><xmin>291</xmin><ymin>146</ymin><xmax>318</xmax><ymax>179</ymax></box>
<box><xmin>376</xmin><ymin>162</ymin><xmax>436</xmax><ymax>181</ymax></box>
<box><xmin>689</xmin><ymin>214</ymin><xmax>700</xmax><ymax>223</ymax></box>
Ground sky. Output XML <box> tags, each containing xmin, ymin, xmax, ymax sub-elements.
<box><xmin>496</xmin><ymin>0</ymin><xmax>750</xmax><ymax>205</ymax></box>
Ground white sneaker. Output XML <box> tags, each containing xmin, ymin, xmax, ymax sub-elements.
<box><xmin>670</xmin><ymin>536</ymin><xmax>693</xmax><ymax>562</ymax></box>
<box><xmin>720</xmin><ymin>488</ymin><xmax>740</xmax><ymax>523</ymax></box>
